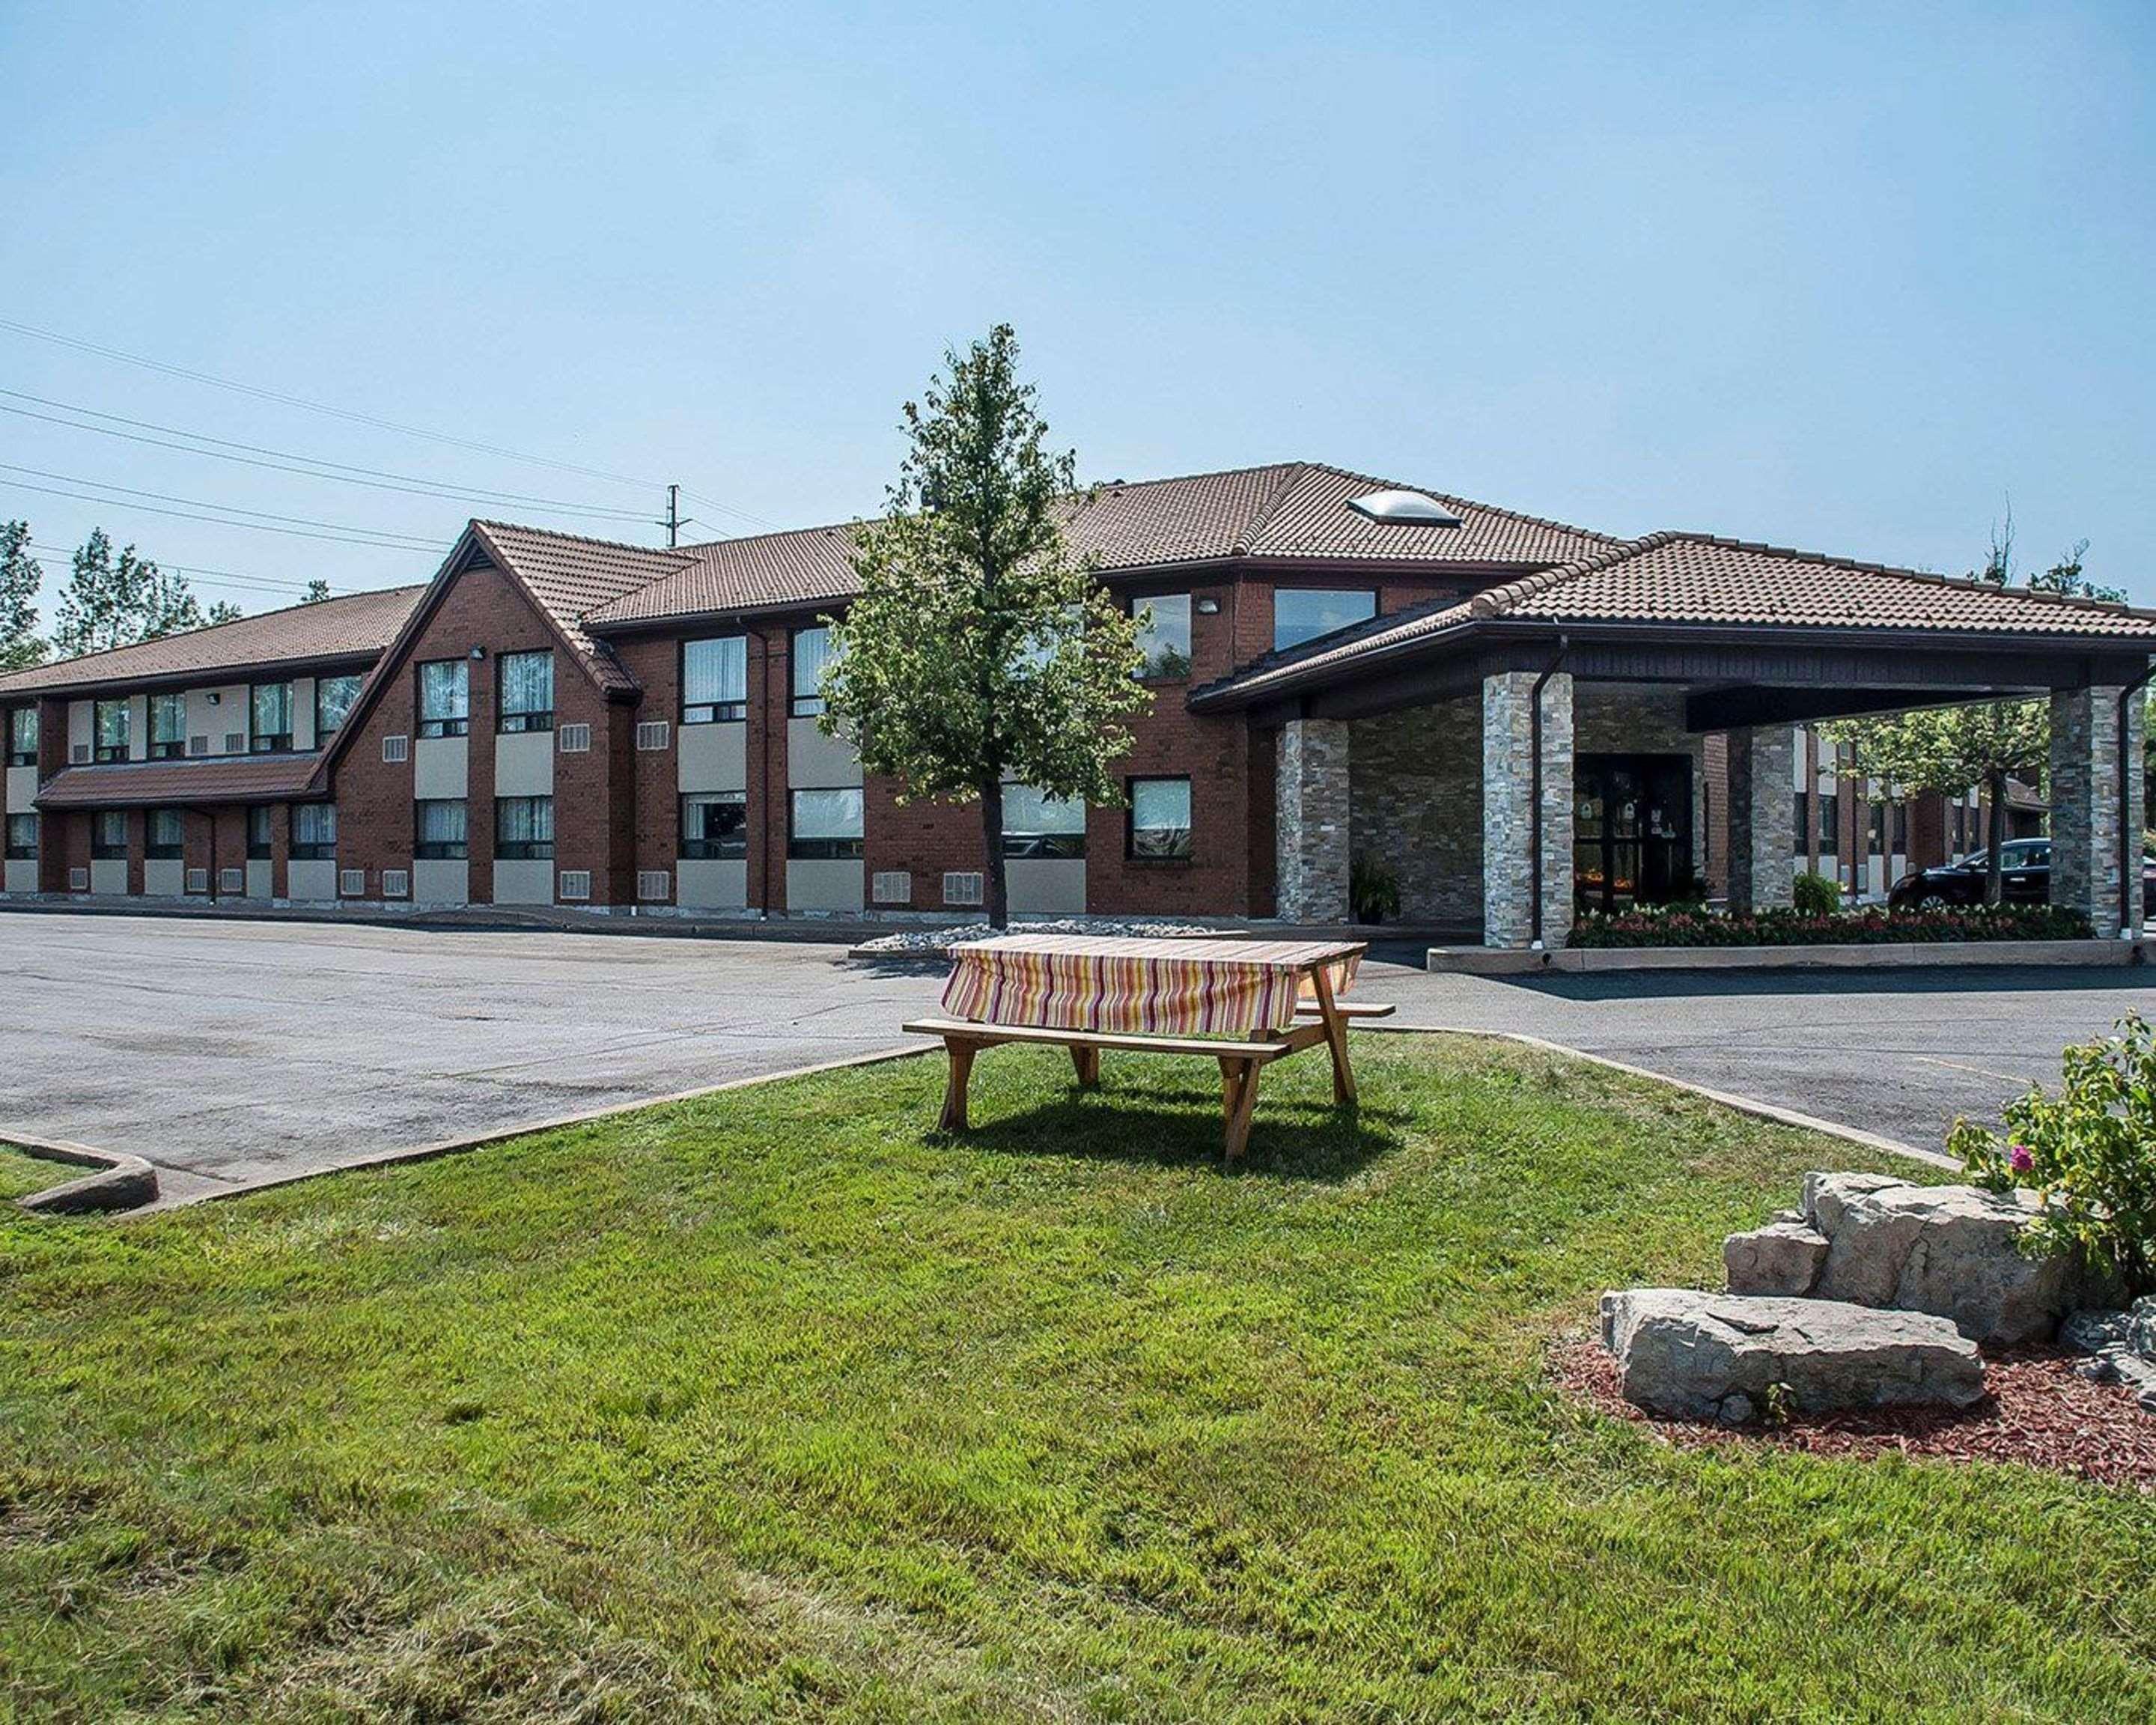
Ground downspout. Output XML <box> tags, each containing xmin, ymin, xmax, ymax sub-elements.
<box><xmin>2118</xmin><ymin>663</ymin><xmax>2155</xmax><ymax>937</ymax></box>
<box><xmin>1529</xmin><ymin>634</ymin><xmax>1571</xmax><ymax>949</ymax></box>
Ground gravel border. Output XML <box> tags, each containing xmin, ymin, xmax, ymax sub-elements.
<box><xmin>851</xmin><ymin>916</ymin><xmax>1221</xmax><ymax>958</ymax></box>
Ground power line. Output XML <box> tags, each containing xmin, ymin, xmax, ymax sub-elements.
<box><xmin>0</xmin><ymin>470</ymin><xmax>450</xmax><ymax>553</ymax></box>
<box><xmin>0</xmin><ymin>314</ymin><xmax>780</xmax><ymax>529</ymax></box>
<box><xmin>0</xmin><ymin>389</ymin><xmax>660</xmax><ymax>523</ymax></box>
<box><xmin>20</xmin><ymin>541</ymin><xmax>356</xmax><ymax>600</ymax></box>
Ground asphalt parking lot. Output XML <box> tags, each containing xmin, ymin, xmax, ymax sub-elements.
<box><xmin>2</xmin><ymin>913</ymin><xmax>2150</xmax><ymax>1203</ymax></box>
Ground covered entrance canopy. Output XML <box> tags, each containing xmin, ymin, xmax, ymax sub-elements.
<box><xmin>1191</xmin><ymin>532</ymin><xmax>2156</xmax><ymax>947</ymax></box>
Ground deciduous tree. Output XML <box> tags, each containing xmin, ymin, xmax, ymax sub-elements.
<box><xmin>51</xmin><ymin>529</ymin><xmax>213</xmax><ymax>657</ymax></box>
<box><xmin>0</xmin><ymin>520</ymin><xmax>45</xmax><ymax>671</ymax></box>
<box><xmin>820</xmin><ymin>325</ymin><xmax>1149</xmax><ymax>928</ymax></box>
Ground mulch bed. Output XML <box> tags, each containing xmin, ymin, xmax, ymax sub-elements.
<box><xmin>1550</xmin><ymin>1333</ymin><xmax>2156</xmax><ymax>1491</ymax></box>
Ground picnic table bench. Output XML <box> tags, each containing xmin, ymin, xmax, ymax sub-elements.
<box><xmin>904</xmin><ymin>935</ymin><xmax>1393</xmax><ymax>1160</ymax></box>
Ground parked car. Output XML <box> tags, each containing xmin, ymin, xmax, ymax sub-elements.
<box><xmin>1888</xmin><ymin>839</ymin><xmax>2156</xmax><ymax>913</ymax></box>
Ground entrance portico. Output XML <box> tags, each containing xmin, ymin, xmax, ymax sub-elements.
<box><xmin>1196</xmin><ymin>532</ymin><xmax>2156</xmax><ymax>946</ymax></box>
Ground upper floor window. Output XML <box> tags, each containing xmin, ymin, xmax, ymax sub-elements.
<box><xmin>1272</xmin><ymin>588</ymin><xmax>1377</xmax><ymax>653</ymax></box>
<box><xmin>8</xmin><ymin>705</ymin><xmax>39</xmax><ymax>767</ymax></box>
<box><xmin>791</xmin><ymin>627</ymin><xmax>833</xmax><ymax>717</ymax></box>
<box><xmin>496</xmin><ymin>795</ymin><xmax>555</xmax><ymax>860</ymax></box>
<box><xmin>91</xmin><ymin>809</ymin><xmax>128</xmax><ymax>858</ymax></box>
<box><xmin>1132</xmin><ymin>594</ymin><xmax>1193</xmax><ymax>680</ymax></box>
<box><xmin>145</xmin><ymin>808</ymin><xmax>185</xmax><ymax>860</ymax></box>
<box><xmin>291</xmin><ymin>803</ymin><xmax>338</xmax><ymax>860</ymax></box>
<box><xmin>417</xmin><ymin>660</ymin><xmax>469</xmax><ymax>739</ymax></box>
<box><xmin>315</xmin><ymin>673</ymin><xmax>362</xmax><ymax>740</ymax></box>
<box><xmin>4</xmin><ymin>812</ymin><xmax>35</xmax><ymax>860</ymax></box>
<box><xmin>149</xmin><ymin>692</ymin><xmax>187</xmax><ymax>759</ymax></box>
<box><xmin>251</xmin><ymin>682</ymin><xmax>293</xmax><ymax>753</ymax></box>
<box><xmin>497</xmin><ymin>651</ymin><xmax>555</xmax><ymax>734</ymax></box>
<box><xmin>94</xmin><ymin>698</ymin><xmax>130</xmax><ymax>763</ymax></box>
<box><xmin>415</xmin><ymin>798</ymin><xmax>469</xmax><ymax>860</ymax></box>
<box><xmin>683</xmin><ymin>636</ymin><xmax>747</xmax><ymax>724</ymax></box>
<box><xmin>247</xmin><ymin>805</ymin><xmax>273</xmax><ymax>860</ymax></box>
<box><xmin>1001</xmin><ymin>784</ymin><xmax>1086</xmax><ymax>860</ymax></box>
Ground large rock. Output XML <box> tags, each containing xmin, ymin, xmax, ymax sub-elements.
<box><xmin>1725</xmin><ymin>1218</ymin><xmax>1830</xmax><ymax>1296</ymax></box>
<box><xmin>1601</xmin><ymin>1289</ymin><xmax>1986</xmax><ymax>1423</ymax></box>
<box><xmin>1800</xmin><ymin>1172</ymin><xmax>2107</xmax><ymax>1347</ymax></box>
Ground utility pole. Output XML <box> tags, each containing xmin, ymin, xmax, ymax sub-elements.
<box><xmin>658</xmin><ymin>484</ymin><xmax>695</xmax><ymax>548</ymax></box>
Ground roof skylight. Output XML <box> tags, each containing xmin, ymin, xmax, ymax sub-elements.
<box><xmin>1348</xmin><ymin>488</ymin><xmax>1464</xmax><ymax>527</ymax></box>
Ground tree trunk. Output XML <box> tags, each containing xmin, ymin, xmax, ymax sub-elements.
<box><xmin>979</xmin><ymin>776</ymin><xmax>1008</xmax><ymax>930</ymax></box>
<box><xmin>1985</xmin><ymin>766</ymin><xmax>2007</xmax><ymax>907</ymax></box>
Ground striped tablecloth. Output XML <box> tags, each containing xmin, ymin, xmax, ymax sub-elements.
<box><xmin>941</xmin><ymin>935</ymin><xmax>1363</xmax><ymax>1037</ymax></box>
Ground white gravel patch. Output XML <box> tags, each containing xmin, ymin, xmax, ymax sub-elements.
<box><xmin>853</xmin><ymin>916</ymin><xmax>1216</xmax><ymax>956</ymax></box>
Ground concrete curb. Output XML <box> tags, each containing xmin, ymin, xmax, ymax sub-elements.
<box><xmin>1428</xmin><ymin>937</ymin><xmax>2145</xmax><ymax>975</ymax></box>
<box><xmin>4</xmin><ymin>1131</ymin><xmax>161</xmax><ymax>1214</ymax></box>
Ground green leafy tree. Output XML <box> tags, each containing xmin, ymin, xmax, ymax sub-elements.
<box><xmin>820</xmin><ymin>324</ymin><xmax>1149</xmax><ymax>928</ymax></box>
<box><xmin>302</xmin><ymin>578</ymin><xmax>332</xmax><ymax>604</ymax></box>
<box><xmin>50</xmin><ymin>529</ymin><xmax>210</xmax><ymax>657</ymax></box>
<box><xmin>207</xmin><ymin>600</ymin><xmax>244</xmax><ymax>625</ymax></box>
<box><xmin>0</xmin><ymin>520</ymin><xmax>46</xmax><ymax>671</ymax></box>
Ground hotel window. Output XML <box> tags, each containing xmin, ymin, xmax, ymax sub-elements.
<box><xmin>791</xmin><ymin>626</ymin><xmax>834</xmax><ymax>717</ymax></box>
<box><xmin>291</xmin><ymin>803</ymin><xmax>338</xmax><ymax>860</ymax></box>
<box><xmin>1818</xmin><ymin>792</ymin><xmax>1839</xmax><ymax>851</ymax></box>
<box><xmin>1272</xmin><ymin>588</ymin><xmax>1376</xmax><ymax>653</ymax></box>
<box><xmin>788</xmin><ymin>786</ymin><xmax>863</xmax><ymax>860</ymax></box>
<box><xmin>1001</xmin><ymin>784</ymin><xmax>1086</xmax><ymax>859</ymax></box>
<box><xmin>1127</xmin><ymin>776</ymin><xmax>1193</xmax><ymax>861</ymax></box>
<box><xmin>1791</xmin><ymin>793</ymin><xmax>1807</xmax><ymax>858</ymax></box>
<box><xmin>94</xmin><ymin>699</ymin><xmax>130</xmax><ymax>762</ymax></box>
<box><xmin>417</xmin><ymin>660</ymin><xmax>469</xmax><ymax>738</ymax></box>
<box><xmin>315</xmin><ymin>673</ymin><xmax>362</xmax><ymax>740</ymax></box>
<box><xmin>415</xmin><ymin>798</ymin><xmax>469</xmax><ymax>860</ymax></box>
<box><xmin>7</xmin><ymin>706</ymin><xmax>35</xmax><ymax>767</ymax></box>
<box><xmin>681</xmin><ymin>791</ymin><xmax>749</xmax><ymax>860</ymax></box>
<box><xmin>91</xmin><ymin>810</ymin><xmax>128</xmax><ymax>859</ymax></box>
<box><xmin>1132</xmin><ymin>593</ymin><xmax>1193</xmax><ymax>679</ymax></box>
<box><xmin>149</xmin><ymin>693</ymin><xmax>187</xmax><ymax>759</ymax></box>
<box><xmin>246</xmin><ymin>806</ymin><xmax>273</xmax><ymax>860</ymax></box>
<box><xmin>251</xmin><ymin>681</ymin><xmax>294</xmax><ymax>753</ymax></box>
<box><xmin>497</xmin><ymin>650</ymin><xmax>555</xmax><ymax>733</ymax></box>
<box><xmin>496</xmin><ymin>795</ymin><xmax>555</xmax><ymax>860</ymax></box>
<box><xmin>683</xmin><ymin>636</ymin><xmax>748</xmax><ymax>723</ymax></box>
<box><xmin>145</xmin><ymin>808</ymin><xmax>185</xmax><ymax>860</ymax></box>
<box><xmin>4</xmin><ymin>813</ymin><xmax>35</xmax><ymax>860</ymax></box>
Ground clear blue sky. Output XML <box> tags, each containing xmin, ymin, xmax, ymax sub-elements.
<box><xmin>1</xmin><ymin>2</ymin><xmax>2152</xmax><ymax>617</ymax></box>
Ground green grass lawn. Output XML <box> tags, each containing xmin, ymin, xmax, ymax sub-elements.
<box><xmin>0</xmin><ymin>1148</ymin><xmax>67</xmax><ymax>1203</ymax></box>
<box><xmin>1</xmin><ymin>1035</ymin><xmax>2150</xmax><ymax>1722</ymax></box>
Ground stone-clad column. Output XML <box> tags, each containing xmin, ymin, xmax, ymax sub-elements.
<box><xmin>1276</xmin><ymin>718</ymin><xmax>1350</xmax><ymax>922</ymax></box>
<box><xmin>1726</xmin><ymin>727</ymin><xmax>1794</xmax><ymax>912</ymax></box>
<box><xmin>2050</xmin><ymin>683</ymin><xmax>2146</xmax><ymax>937</ymax></box>
<box><xmin>1482</xmin><ymin>670</ymin><xmax>1573</xmax><ymax>949</ymax></box>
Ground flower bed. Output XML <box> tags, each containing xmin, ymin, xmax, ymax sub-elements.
<box><xmin>1571</xmin><ymin>902</ymin><xmax>2095</xmax><ymax>949</ymax></box>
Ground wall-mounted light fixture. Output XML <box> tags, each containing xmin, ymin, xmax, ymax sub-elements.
<box><xmin>1195</xmin><ymin>596</ymin><xmax>1221</xmax><ymax>615</ymax></box>
<box><xmin>206</xmin><ymin>691</ymin><xmax>222</xmax><ymax>705</ymax></box>
<box><xmin>469</xmin><ymin>647</ymin><xmax>486</xmax><ymax>660</ymax></box>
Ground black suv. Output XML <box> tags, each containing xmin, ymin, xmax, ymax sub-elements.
<box><xmin>1889</xmin><ymin>839</ymin><xmax>2156</xmax><ymax>913</ymax></box>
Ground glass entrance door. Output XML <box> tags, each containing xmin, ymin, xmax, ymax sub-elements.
<box><xmin>1574</xmin><ymin>754</ymin><xmax>1694</xmax><ymax>914</ymax></box>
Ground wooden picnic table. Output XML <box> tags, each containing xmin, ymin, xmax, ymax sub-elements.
<box><xmin>903</xmin><ymin>934</ymin><xmax>1392</xmax><ymax>1160</ymax></box>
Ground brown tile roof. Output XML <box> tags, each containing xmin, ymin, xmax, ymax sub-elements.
<box><xmin>581</xmin><ymin>462</ymin><xmax>1616</xmax><ymax>628</ymax></box>
<box><xmin>1194</xmin><ymin>531</ymin><xmax>2156</xmax><ymax>708</ymax></box>
<box><xmin>469</xmin><ymin>522</ymin><xmax>692</xmax><ymax>693</ymax></box>
<box><xmin>0</xmin><ymin>585</ymin><xmax>426</xmax><ymax>699</ymax></box>
<box><xmin>35</xmin><ymin>752</ymin><xmax>327</xmax><ymax>809</ymax></box>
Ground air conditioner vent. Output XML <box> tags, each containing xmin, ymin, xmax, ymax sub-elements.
<box><xmin>70</xmin><ymin>743</ymin><xmax>90</xmax><ymax>764</ymax></box>
<box><xmin>382</xmin><ymin>734</ymin><xmax>410</xmax><ymax>764</ymax></box>
<box><xmin>338</xmin><ymin>868</ymin><xmax>367</xmax><ymax>896</ymax></box>
<box><xmin>224</xmin><ymin>731</ymin><xmax>246</xmax><ymax>754</ymax></box>
<box><xmin>634</xmin><ymin>720</ymin><xmax>670</xmax><ymax>752</ymax></box>
<box><xmin>636</xmin><ymin>869</ymin><xmax>672</xmax><ymax>902</ymax></box>
<box><xmin>382</xmin><ymin>868</ymin><xmax>409</xmax><ymax>899</ymax></box>
<box><xmin>558</xmin><ymin>722</ymin><xmax>591</xmax><ymax>754</ymax></box>
<box><xmin>185</xmin><ymin>868</ymin><xmax>210</xmax><ymax>894</ymax></box>
<box><xmin>943</xmin><ymin>871</ymin><xmax>984</xmax><ymax>907</ymax></box>
<box><xmin>871</xmin><ymin>869</ymin><xmax>912</xmax><ymax>906</ymax></box>
<box><xmin>189</xmin><ymin>734</ymin><xmax>211</xmax><ymax>757</ymax></box>
<box><xmin>219</xmin><ymin>867</ymin><xmax>246</xmax><ymax>894</ymax></box>
<box><xmin>68</xmin><ymin>866</ymin><xmax>89</xmax><ymax>890</ymax></box>
<box><xmin>558</xmin><ymin>868</ymin><xmax>592</xmax><ymax>901</ymax></box>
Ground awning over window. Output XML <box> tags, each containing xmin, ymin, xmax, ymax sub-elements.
<box><xmin>34</xmin><ymin>754</ymin><xmax>327</xmax><ymax>809</ymax></box>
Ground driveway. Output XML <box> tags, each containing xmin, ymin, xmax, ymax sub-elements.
<box><xmin>1</xmin><ymin>914</ymin><xmax>2149</xmax><ymax>1203</ymax></box>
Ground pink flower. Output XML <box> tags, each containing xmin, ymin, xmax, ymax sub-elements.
<box><xmin>2008</xmin><ymin>1143</ymin><xmax>2035</xmax><ymax>1176</ymax></box>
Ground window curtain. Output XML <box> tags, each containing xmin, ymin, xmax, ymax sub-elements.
<box><xmin>418</xmin><ymin>801</ymin><xmax>468</xmax><ymax>846</ymax></box>
<box><xmin>252</xmin><ymin>683</ymin><xmax>292</xmax><ymax>735</ymax></box>
<box><xmin>792</xmin><ymin>627</ymin><xmax>833</xmax><ymax>703</ymax></box>
<box><xmin>420</xmin><ymin>660</ymin><xmax>468</xmax><ymax>721</ymax></box>
<box><xmin>316</xmin><ymin>675</ymin><xmax>361</xmax><ymax>737</ymax></box>
<box><xmin>685</xmin><ymin>637</ymin><xmax>747</xmax><ymax>708</ymax></box>
<box><xmin>500</xmin><ymin>652</ymin><xmax>553</xmax><ymax>715</ymax></box>
<box><xmin>293</xmin><ymin>804</ymin><xmax>338</xmax><ymax>848</ymax></box>
<box><xmin>150</xmin><ymin>693</ymin><xmax>186</xmax><ymax>745</ymax></box>
<box><xmin>10</xmin><ymin>708</ymin><xmax>35</xmax><ymax>754</ymax></box>
<box><xmin>497</xmin><ymin>797</ymin><xmax>553</xmax><ymax>845</ymax></box>
<box><xmin>95</xmin><ymin>702</ymin><xmax>128</xmax><ymax>749</ymax></box>
<box><xmin>791</xmin><ymin>786</ymin><xmax>862</xmax><ymax>839</ymax></box>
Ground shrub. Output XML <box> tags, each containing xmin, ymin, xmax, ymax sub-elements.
<box><xmin>1350</xmin><ymin>856</ymin><xmax>1401</xmax><ymax>925</ymax></box>
<box><xmin>1792</xmin><ymin>871</ymin><xmax>1841</xmax><ymax>916</ymax></box>
<box><xmin>1569</xmin><ymin>901</ymin><xmax>2092</xmax><ymax>949</ymax></box>
<box><xmin>1949</xmin><ymin>1013</ymin><xmax>2156</xmax><ymax>1293</ymax></box>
